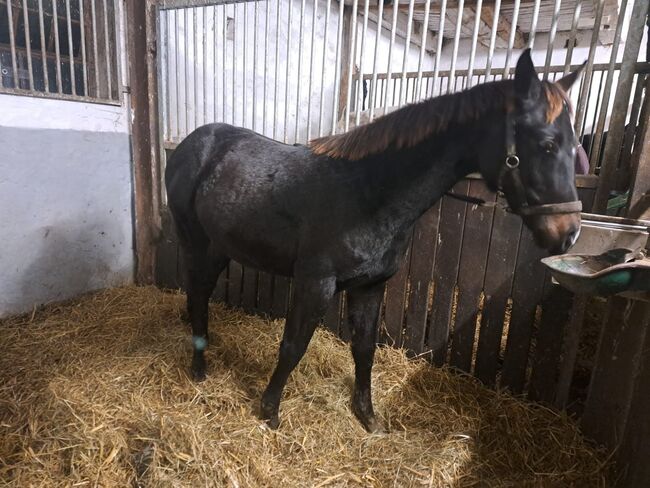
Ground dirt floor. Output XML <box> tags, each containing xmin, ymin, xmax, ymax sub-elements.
<box><xmin>0</xmin><ymin>286</ymin><xmax>611</xmax><ymax>487</ymax></box>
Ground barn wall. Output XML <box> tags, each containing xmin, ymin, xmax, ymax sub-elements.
<box><xmin>0</xmin><ymin>94</ymin><xmax>133</xmax><ymax>318</ymax></box>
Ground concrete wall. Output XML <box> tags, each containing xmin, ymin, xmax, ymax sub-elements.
<box><xmin>0</xmin><ymin>85</ymin><xmax>133</xmax><ymax>317</ymax></box>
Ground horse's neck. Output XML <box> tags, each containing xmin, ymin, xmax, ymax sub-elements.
<box><xmin>361</xmin><ymin>132</ymin><xmax>480</xmax><ymax>230</ymax></box>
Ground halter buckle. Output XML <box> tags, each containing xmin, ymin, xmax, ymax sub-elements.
<box><xmin>505</xmin><ymin>154</ymin><xmax>520</xmax><ymax>169</ymax></box>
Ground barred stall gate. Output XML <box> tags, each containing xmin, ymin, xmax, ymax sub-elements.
<box><xmin>131</xmin><ymin>0</ymin><xmax>650</xmax><ymax>483</ymax></box>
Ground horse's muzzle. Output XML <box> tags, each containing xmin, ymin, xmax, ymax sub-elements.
<box><xmin>525</xmin><ymin>212</ymin><xmax>582</xmax><ymax>255</ymax></box>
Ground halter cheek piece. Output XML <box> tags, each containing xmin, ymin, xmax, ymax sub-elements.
<box><xmin>446</xmin><ymin>109</ymin><xmax>582</xmax><ymax>216</ymax></box>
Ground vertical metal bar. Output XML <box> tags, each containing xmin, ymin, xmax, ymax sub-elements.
<box><xmin>175</xmin><ymin>9</ymin><xmax>181</xmax><ymax>140</ymax></box>
<box><xmin>331</xmin><ymin>0</ymin><xmax>344</xmax><ymax>134</ymax></box>
<box><xmin>222</xmin><ymin>5</ymin><xmax>227</xmax><ymax>123</ymax></box>
<box><xmin>575</xmin><ymin>0</ymin><xmax>605</xmax><ymax>136</ymax></box>
<box><xmin>37</xmin><ymin>0</ymin><xmax>49</xmax><ymax>91</ymax></box>
<box><xmin>588</xmin><ymin>0</ymin><xmax>629</xmax><ymax>173</ymax></box>
<box><xmin>306</xmin><ymin>0</ymin><xmax>318</xmax><ymax>139</ymax></box>
<box><xmin>213</xmin><ymin>6</ymin><xmax>217</xmax><ymax>122</ymax></box>
<box><xmin>203</xmin><ymin>6</ymin><xmax>208</xmax><ymax>125</ymax></box>
<box><xmin>184</xmin><ymin>9</ymin><xmax>190</xmax><ymax>134</ymax></box>
<box><xmin>355</xmin><ymin>0</ymin><xmax>370</xmax><ymax>125</ymax></box>
<box><xmin>294</xmin><ymin>0</ymin><xmax>306</xmax><ymax>142</ymax></box>
<box><xmin>243</xmin><ymin>2</ymin><xmax>247</xmax><ymax>128</ymax></box>
<box><xmin>382</xmin><ymin>0</ymin><xmax>399</xmax><ymax>113</ymax></box>
<box><xmin>5</xmin><ymin>0</ymin><xmax>18</xmax><ymax>88</ymax></box>
<box><xmin>79</xmin><ymin>0</ymin><xmax>88</xmax><ymax>95</ymax></box>
<box><xmin>90</xmin><ymin>0</ymin><xmax>99</xmax><ymax>95</ymax></box>
<box><xmin>317</xmin><ymin>0</ymin><xmax>332</xmax><ymax>136</ymax></box>
<box><xmin>283</xmin><ymin>0</ymin><xmax>294</xmax><ymax>141</ymax></box>
<box><xmin>21</xmin><ymin>0</ymin><xmax>34</xmax><ymax>90</ymax></box>
<box><xmin>52</xmin><ymin>0</ymin><xmax>63</xmax><ymax>92</ymax></box>
<box><xmin>466</xmin><ymin>0</ymin><xmax>482</xmax><ymax>89</ymax></box>
<box><xmin>502</xmin><ymin>0</ymin><xmax>521</xmax><ymax>79</ymax></box>
<box><xmin>563</xmin><ymin>0</ymin><xmax>582</xmax><ymax>76</ymax></box>
<box><xmin>253</xmin><ymin>0</ymin><xmax>258</xmax><ymax>132</ymax></box>
<box><xmin>193</xmin><ymin>8</ymin><xmax>199</xmax><ymax>129</ymax></box>
<box><xmin>527</xmin><ymin>0</ymin><xmax>541</xmax><ymax>49</ymax></box>
<box><xmin>263</xmin><ymin>0</ymin><xmax>271</xmax><ymax>135</ymax></box>
<box><xmin>448</xmin><ymin>0</ymin><xmax>464</xmax><ymax>94</ymax></box>
<box><xmin>65</xmin><ymin>0</ymin><xmax>76</xmax><ymax>94</ymax></box>
<box><xmin>161</xmin><ymin>9</ymin><xmax>168</xmax><ymax>140</ymax></box>
<box><xmin>368</xmin><ymin>0</ymin><xmax>384</xmax><ymax>120</ymax></box>
<box><xmin>102</xmin><ymin>0</ymin><xmax>112</xmax><ymax>97</ymax></box>
<box><xmin>344</xmin><ymin>0</ymin><xmax>358</xmax><ymax>132</ymax></box>
<box><xmin>398</xmin><ymin>0</ymin><xmax>415</xmax><ymax>106</ymax></box>
<box><xmin>484</xmin><ymin>0</ymin><xmax>501</xmax><ymax>80</ymax></box>
<box><xmin>542</xmin><ymin>0</ymin><xmax>562</xmax><ymax>80</ymax></box>
<box><xmin>432</xmin><ymin>0</ymin><xmax>447</xmax><ymax>95</ymax></box>
<box><xmin>232</xmin><ymin>3</ymin><xmax>236</xmax><ymax>125</ymax></box>
<box><xmin>274</xmin><ymin>0</ymin><xmax>282</xmax><ymax>139</ymax></box>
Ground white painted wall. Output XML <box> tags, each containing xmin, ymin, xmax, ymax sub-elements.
<box><xmin>0</xmin><ymin>7</ymin><xmax>134</xmax><ymax>317</ymax></box>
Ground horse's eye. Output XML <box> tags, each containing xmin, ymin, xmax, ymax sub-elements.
<box><xmin>541</xmin><ymin>140</ymin><xmax>558</xmax><ymax>154</ymax></box>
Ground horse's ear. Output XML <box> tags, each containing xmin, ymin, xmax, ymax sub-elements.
<box><xmin>556</xmin><ymin>61</ymin><xmax>587</xmax><ymax>93</ymax></box>
<box><xmin>514</xmin><ymin>48</ymin><xmax>541</xmax><ymax>101</ymax></box>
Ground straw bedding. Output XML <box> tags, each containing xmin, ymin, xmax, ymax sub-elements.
<box><xmin>0</xmin><ymin>286</ymin><xmax>610</xmax><ymax>487</ymax></box>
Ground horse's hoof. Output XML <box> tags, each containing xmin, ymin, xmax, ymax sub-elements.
<box><xmin>191</xmin><ymin>367</ymin><xmax>206</xmax><ymax>382</ymax></box>
<box><xmin>260</xmin><ymin>399</ymin><xmax>280</xmax><ymax>429</ymax></box>
<box><xmin>265</xmin><ymin>415</ymin><xmax>280</xmax><ymax>430</ymax></box>
<box><xmin>352</xmin><ymin>400</ymin><xmax>386</xmax><ymax>434</ymax></box>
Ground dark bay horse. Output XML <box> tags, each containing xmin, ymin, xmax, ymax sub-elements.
<box><xmin>165</xmin><ymin>50</ymin><xmax>584</xmax><ymax>432</ymax></box>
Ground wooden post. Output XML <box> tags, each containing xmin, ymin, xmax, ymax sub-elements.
<box><xmin>337</xmin><ymin>6</ymin><xmax>352</xmax><ymax>124</ymax></box>
<box><xmin>626</xmin><ymin>75</ymin><xmax>650</xmax><ymax>220</ymax></box>
<box><xmin>126</xmin><ymin>0</ymin><xmax>162</xmax><ymax>284</ymax></box>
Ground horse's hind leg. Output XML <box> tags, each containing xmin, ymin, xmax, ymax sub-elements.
<box><xmin>347</xmin><ymin>283</ymin><xmax>385</xmax><ymax>433</ymax></box>
<box><xmin>261</xmin><ymin>277</ymin><xmax>336</xmax><ymax>428</ymax></box>
<box><xmin>183</xmin><ymin>244</ymin><xmax>229</xmax><ymax>381</ymax></box>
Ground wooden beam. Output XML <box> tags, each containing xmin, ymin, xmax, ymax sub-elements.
<box><xmin>337</xmin><ymin>7</ymin><xmax>353</xmax><ymax>122</ymax></box>
<box><xmin>626</xmin><ymin>76</ymin><xmax>650</xmax><ymax>219</ymax></box>
<box><xmin>126</xmin><ymin>0</ymin><xmax>162</xmax><ymax>284</ymax></box>
<box><xmin>480</xmin><ymin>4</ymin><xmax>525</xmax><ymax>49</ymax></box>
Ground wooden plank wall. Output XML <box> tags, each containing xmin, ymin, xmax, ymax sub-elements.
<box><xmin>156</xmin><ymin>176</ymin><xmax>598</xmax><ymax>402</ymax></box>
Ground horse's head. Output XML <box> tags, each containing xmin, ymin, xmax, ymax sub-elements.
<box><xmin>483</xmin><ymin>49</ymin><xmax>585</xmax><ymax>255</ymax></box>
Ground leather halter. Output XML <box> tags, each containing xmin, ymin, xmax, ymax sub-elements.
<box><xmin>446</xmin><ymin>109</ymin><xmax>582</xmax><ymax>216</ymax></box>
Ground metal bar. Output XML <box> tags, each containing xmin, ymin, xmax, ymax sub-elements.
<box><xmin>448</xmin><ymin>0</ymin><xmax>464</xmax><ymax>94</ymax></box>
<box><xmin>344</xmin><ymin>0</ymin><xmax>358</xmax><ymax>132</ymax></box>
<box><xmin>90</xmin><ymin>0</ymin><xmax>99</xmax><ymax>96</ymax></box>
<box><xmin>589</xmin><ymin>0</ymin><xmax>630</xmax><ymax>173</ymax></box>
<box><xmin>295</xmin><ymin>0</ymin><xmax>306</xmax><ymax>142</ymax></box>
<box><xmin>398</xmin><ymin>0</ymin><xmax>415</xmax><ymax>106</ymax></box>
<box><xmin>382</xmin><ymin>0</ymin><xmax>400</xmax><ymax>112</ymax></box>
<box><xmin>252</xmin><ymin>0</ymin><xmax>258</xmax><ymax>132</ymax></box>
<box><xmin>368</xmin><ymin>0</ymin><xmax>384</xmax><ymax>120</ymax></box>
<box><xmin>184</xmin><ymin>9</ymin><xmax>190</xmax><ymax>134</ymax></box>
<box><xmin>243</xmin><ymin>2</ymin><xmax>247</xmax><ymax>128</ymax></box>
<box><xmin>575</xmin><ymin>0</ymin><xmax>605</xmax><ymax>137</ymax></box>
<box><xmin>594</xmin><ymin>0</ymin><xmax>649</xmax><ymax>212</ymax></box>
<box><xmin>502</xmin><ymin>0</ymin><xmax>521</xmax><ymax>79</ymax></box>
<box><xmin>175</xmin><ymin>9</ymin><xmax>181</xmax><ymax>139</ymax></box>
<box><xmin>355</xmin><ymin>0</ymin><xmax>370</xmax><ymax>125</ymax></box>
<box><xmin>5</xmin><ymin>0</ymin><xmax>18</xmax><ymax>89</ymax></box>
<box><xmin>542</xmin><ymin>0</ymin><xmax>562</xmax><ymax>80</ymax></box>
<box><xmin>263</xmin><ymin>0</ymin><xmax>270</xmax><ymax>134</ymax></box>
<box><xmin>102</xmin><ymin>0</ymin><xmax>112</xmax><ymax>97</ymax></box>
<box><xmin>330</xmin><ymin>0</ymin><xmax>344</xmax><ymax>134</ymax></box>
<box><xmin>284</xmin><ymin>0</ymin><xmax>294</xmax><ymax>141</ymax></box>
<box><xmin>232</xmin><ymin>3</ymin><xmax>236</xmax><ymax>125</ymax></box>
<box><xmin>563</xmin><ymin>0</ymin><xmax>582</xmax><ymax>76</ymax></box>
<box><xmin>318</xmin><ymin>0</ymin><xmax>332</xmax><ymax>136</ymax></box>
<box><xmin>432</xmin><ymin>0</ymin><xmax>446</xmax><ymax>95</ymax></box>
<box><xmin>203</xmin><ymin>6</ymin><xmax>208</xmax><ymax>125</ymax></box>
<box><xmin>193</xmin><ymin>8</ymin><xmax>199</xmax><ymax>129</ymax></box>
<box><xmin>79</xmin><ymin>0</ymin><xmax>88</xmax><ymax>95</ymax></box>
<box><xmin>274</xmin><ymin>0</ymin><xmax>282</xmax><ymax>139</ymax></box>
<box><xmin>465</xmin><ymin>0</ymin><xmax>482</xmax><ymax>89</ymax></box>
<box><xmin>222</xmin><ymin>4</ymin><xmax>227</xmax><ymax>122</ymax></box>
<box><xmin>162</xmin><ymin>9</ymin><xmax>169</xmax><ymax>140</ymax></box>
<box><xmin>306</xmin><ymin>0</ymin><xmax>318</xmax><ymax>139</ymax></box>
<box><xmin>52</xmin><ymin>0</ymin><xmax>62</xmax><ymax>93</ymax></box>
<box><xmin>37</xmin><ymin>0</ymin><xmax>49</xmax><ymax>92</ymax></box>
<box><xmin>527</xmin><ymin>0</ymin><xmax>541</xmax><ymax>49</ymax></box>
<box><xmin>21</xmin><ymin>0</ymin><xmax>34</xmax><ymax>90</ymax></box>
<box><xmin>65</xmin><ymin>0</ymin><xmax>76</xmax><ymax>94</ymax></box>
<box><xmin>484</xmin><ymin>0</ymin><xmax>501</xmax><ymax>80</ymax></box>
<box><xmin>213</xmin><ymin>6</ymin><xmax>217</xmax><ymax>122</ymax></box>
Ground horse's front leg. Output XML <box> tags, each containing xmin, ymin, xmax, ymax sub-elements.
<box><xmin>347</xmin><ymin>282</ymin><xmax>385</xmax><ymax>433</ymax></box>
<box><xmin>260</xmin><ymin>276</ymin><xmax>335</xmax><ymax>429</ymax></box>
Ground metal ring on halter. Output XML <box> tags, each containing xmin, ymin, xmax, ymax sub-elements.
<box><xmin>505</xmin><ymin>155</ymin><xmax>520</xmax><ymax>169</ymax></box>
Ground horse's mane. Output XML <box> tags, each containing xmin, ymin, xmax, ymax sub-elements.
<box><xmin>310</xmin><ymin>79</ymin><xmax>571</xmax><ymax>161</ymax></box>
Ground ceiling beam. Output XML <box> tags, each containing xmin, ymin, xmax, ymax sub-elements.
<box><xmin>480</xmin><ymin>4</ymin><xmax>525</xmax><ymax>49</ymax></box>
<box><xmin>366</xmin><ymin>7</ymin><xmax>438</xmax><ymax>54</ymax></box>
